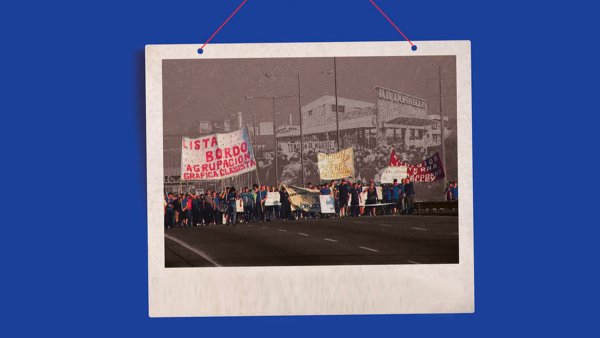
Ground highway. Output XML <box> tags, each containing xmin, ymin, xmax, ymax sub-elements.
<box><xmin>165</xmin><ymin>215</ymin><xmax>459</xmax><ymax>267</ymax></box>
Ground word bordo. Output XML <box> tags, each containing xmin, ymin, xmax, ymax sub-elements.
<box><xmin>181</xmin><ymin>129</ymin><xmax>257</xmax><ymax>181</ymax></box>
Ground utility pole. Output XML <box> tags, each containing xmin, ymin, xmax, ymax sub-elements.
<box><xmin>334</xmin><ymin>57</ymin><xmax>340</xmax><ymax>151</ymax></box>
<box><xmin>297</xmin><ymin>72</ymin><xmax>305</xmax><ymax>187</ymax></box>
<box><xmin>438</xmin><ymin>65</ymin><xmax>447</xmax><ymax>190</ymax></box>
<box><xmin>245</xmin><ymin>94</ymin><xmax>294</xmax><ymax>186</ymax></box>
<box><xmin>272</xmin><ymin>96</ymin><xmax>279</xmax><ymax>185</ymax></box>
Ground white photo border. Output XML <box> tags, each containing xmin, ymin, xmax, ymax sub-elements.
<box><xmin>146</xmin><ymin>41</ymin><xmax>473</xmax><ymax>317</ymax></box>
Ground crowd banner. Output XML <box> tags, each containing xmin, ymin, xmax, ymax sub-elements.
<box><xmin>319</xmin><ymin>195</ymin><xmax>335</xmax><ymax>213</ymax></box>
<box><xmin>265</xmin><ymin>192</ymin><xmax>281</xmax><ymax>206</ymax></box>
<box><xmin>379</xmin><ymin>166</ymin><xmax>408</xmax><ymax>183</ymax></box>
<box><xmin>236</xmin><ymin>199</ymin><xmax>244</xmax><ymax>213</ymax></box>
<box><xmin>283</xmin><ymin>184</ymin><xmax>321</xmax><ymax>213</ymax></box>
<box><xmin>181</xmin><ymin>127</ymin><xmax>257</xmax><ymax>181</ymax></box>
<box><xmin>317</xmin><ymin>148</ymin><xmax>355</xmax><ymax>181</ymax></box>
<box><xmin>389</xmin><ymin>150</ymin><xmax>446</xmax><ymax>183</ymax></box>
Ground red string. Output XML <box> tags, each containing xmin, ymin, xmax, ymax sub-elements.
<box><xmin>200</xmin><ymin>0</ymin><xmax>249</xmax><ymax>51</ymax></box>
<box><xmin>199</xmin><ymin>0</ymin><xmax>414</xmax><ymax>51</ymax></box>
<box><xmin>368</xmin><ymin>0</ymin><xmax>414</xmax><ymax>46</ymax></box>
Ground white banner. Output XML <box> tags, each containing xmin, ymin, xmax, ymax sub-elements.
<box><xmin>236</xmin><ymin>199</ymin><xmax>244</xmax><ymax>213</ymax></box>
<box><xmin>181</xmin><ymin>128</ymin><xmax>257</xmax><ymax>181</ymax></box>
<box><xmin>379</xmin><ymin>166</ymin><xmax>408</xmax><ymax>184</ymax></box>
<box><xmin>265</xmin><ymin>192</ymin><xmax>281</xmax><ymax>206</ymax></box>
<box><xmin>319</xmin><ymin>195</ymin><xmax>336</xmax><ymax>213</ymax></box>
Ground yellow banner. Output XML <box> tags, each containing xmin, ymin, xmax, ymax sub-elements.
<box><xmin>317</xmin><ymin>148</ymin><xmax>355</xmax><ymax>181</ymax></box>
<box><xmin>282</xmin><ymin>184</ymin><xmax>321</xmax><ymax>213</ymax></box>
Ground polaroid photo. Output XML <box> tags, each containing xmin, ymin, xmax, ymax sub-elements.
<box><xmin>145</xmin><ymin>41</ymin><xmax>473</xmax><ymax>317</ymax></box>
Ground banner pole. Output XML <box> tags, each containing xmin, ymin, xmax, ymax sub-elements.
<box><xmin>245</xmin><ymin>125</ymin><xmax>261</xmax><ymax>187</ymax></box>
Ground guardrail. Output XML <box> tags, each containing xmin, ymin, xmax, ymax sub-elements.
<box><xmin>414</xmin><ymin>200</ymin><xmax>458</xmax><ymax>215</ymax></box>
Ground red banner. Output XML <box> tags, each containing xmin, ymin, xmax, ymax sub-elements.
<box><xmin>389</xmin><ymin>150</ymin><xmax>446</xmax><ymax>182</ymax></box>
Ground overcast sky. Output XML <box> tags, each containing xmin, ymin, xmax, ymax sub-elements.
<box><xmin>162</xmin><ymin>56</ymin><xmax>456</xmax><ymax>135</ymax></box>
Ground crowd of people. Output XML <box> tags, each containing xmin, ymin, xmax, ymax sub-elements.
<box><xmin>163</xmin><ymin>177</ymin><xmax>458</xmax><ymax>229</ymax></box>
<box><xmin>444</xmin><ymin>181</ymin><xmax>459</xmax><ymax>201</ymax></box>
<box><xmin>254</xmin><ymin>144</ymin><xmax>437</xmax><ymax>188</ymax></box>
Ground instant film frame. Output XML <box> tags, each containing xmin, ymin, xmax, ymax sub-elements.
<box><xmin>146</xmin><ymin>41</ymin><xmax>473</xmax><ymax>317</ymax></box>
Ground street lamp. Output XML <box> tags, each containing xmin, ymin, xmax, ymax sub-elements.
<box><xmin>263</xmin><ymin>69</ymin><xmax>335</xmax><ymax>187</ymax></box>
<box><xmin>244</xmin><ymin>94</ymin><xmax>295</xmax><ymax>185</ymax></box>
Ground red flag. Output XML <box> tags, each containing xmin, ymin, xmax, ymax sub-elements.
<box><xmin>389</xmin><ymin>149</ymin><xmax>400</xmax><ymax>166</ymax></box>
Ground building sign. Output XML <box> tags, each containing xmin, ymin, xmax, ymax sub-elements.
<box><xmin>375</xmin><ymin>87</ymin><xmax>427</xmax><ymax>109</ymax></box>
<box><xmin>180</xmin><ymin>128</ymin><xmax>257</xmax><ymax>181</ymax></box>
<box><xmin>317</xmin><ymin>148</ymin><xmax>355</xmax><ymax>181</ymax></box>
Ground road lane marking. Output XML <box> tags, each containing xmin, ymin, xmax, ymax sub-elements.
<box><xmin>324</xmin><ymin>238</ymin><xmax>338</xmax><ymax>242</ymax></box>
<box><xmin>452</xmin><ymin>232</ymin><xmax>459</xmax><ymax>235</ymax></box>
<box><xmin>298</xmin><ymin>232</ymin><xmax>309</xmax><ymax>236</ymax></box>
<box><xmin>354</xmin><ymin>221</ymin><xmax>367</xmax><ymax>224</ymax></box>
<box><xmin>261</xmin><ymin>226</ymin><xmax>269</xmax><ymax>229</ymax></box>
<box><xmin>359</xmin><ymin>246</ymin><xmax>379</xmax><ymax>252</ymax></box>
<box><xmin>164</xmin><ymin>233</ymin><xmax>221</xmax><ymax>267</ymax></box>
<box><xmin>408</xmin><ymin>260</ymin><xmax>419</xmax><ymax>264</ymax></box>
<box><xmin>278</xmin><ymin>229</ymin><xmax>287</xmax><ymax>232</ymax></box>
<box><xmin>380</xmin><ymin>223</ymin><xmax>392</xmax><ymax>227</ymax></box>
<box><xmin>411</xmin><ymin>227</ymin><xmax>427</xmax><ymax>231</ymax></box>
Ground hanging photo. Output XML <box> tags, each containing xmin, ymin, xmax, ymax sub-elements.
<box><xmin>146</xmin><ymin>41</ymin><xmax>473</xmax><ymax>317</ymax></box>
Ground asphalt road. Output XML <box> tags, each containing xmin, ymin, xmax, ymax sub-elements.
<box><xmin>164</xmin><ymin>215</ymin><xmax>459</xmax><ymax>267</ymax></box>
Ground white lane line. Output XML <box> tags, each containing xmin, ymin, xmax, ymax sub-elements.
<box><xmin>261</xmin><ymin>226</ymin><xmax>269</xmax><ymax>229</ymax></box>
<box><xmin>408</xmin><ymin>260</ymin><xmax>419</xmax><ymax>264</ymax></box>
<box><xmin>354</xmin><ymin>221</ymin><xmax>367</xmax><ymax>224</ymax></box>
<box><xmin>278</xmin><ymin>229</ymin><xmax>287</xmax><ymax>232</ymax></box>
<box><xmin>411</xmin><ymin>227</ymin><xmax>427</xmax><ymax>231</ymax></box>
<box><xmin>324</xmin><ymin>238</ymin><xmax>338</xmax><ymax>242</ymax></box>
<box><xmin>298</xmin><ymin>232</ymin><xmax>309</xmax><ymax>236</ymax></box>
<box><xmin>380</xmin><ymin>223</ymin><xmax>392</xmax><ymax>227</ymax></box>
<box><xmin>164</xmin><ymin>233</ymin><xmax>221</xmax><ymax>267</ymax></box>
<box><xmin>359</xmin><ymin>246</ymin><xmax>379</xmax><ymax>252</ymax></box>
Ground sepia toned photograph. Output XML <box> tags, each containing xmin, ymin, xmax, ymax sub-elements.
<box><xmin>161</xmin><ymin>54</ymin><xmax>459</xmax><ymax>267</ymax></box>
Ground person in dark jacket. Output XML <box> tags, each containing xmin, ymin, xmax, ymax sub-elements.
<box><xmin>165</xmin><ymin>193</ymin><xmax>175</xmax><ymax>228</ymax></box>
<box><xmin>203</xmin><ymin>190</ymin><xmax>214</xmax><ymax>225</ymax></box>
<box><xmin>192</xmin><ymin>194</ymin><xmax>201</xmax><ymax>226</ymax></box>
<box><xmin>226</xmin><ymin>187</ymin><xmax>238</xmax><ymax>225</ymax></box>
<box><xmin>252</xmin><ymin>184</ymin><xmax>263</xmax><ymax>223</ymax></box>
<box><xmin>350</xmin><ymin>183</ymin><xmax>362</xmax><ymax>217</ymax></box>
<box><xmin>173</xmin><ymin>194</ymin><xmax>182</xmax><ymax>227</ymax></box>
<box><xmin>338</xmin><ymin>179</ymin><xmax>350</xmax><ymax>217</ymax></box>
<box><xmin>404</xmin><ymin>178</ymin><xmax>416</xmax><ymax>214</ymax></box>
<box><xmin>279</xmin><ymin>187</ymin><xmax>293</xmax><ymax>220</ymax></box>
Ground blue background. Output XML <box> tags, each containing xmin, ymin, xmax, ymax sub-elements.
<box><xmin>1</xmin><ymin>0</ymin><xmax>597</xmax><ymax>336</ymax></box>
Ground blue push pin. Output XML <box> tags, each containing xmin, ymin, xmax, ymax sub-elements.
<box><xmin>411</xmin><ymin>45</ymin><xmax>417</xmax><ymax>51</ymax></box>
<box><xmin>197</xmin><ymin>48</ymin><xmax>204</xmax><ymax>54</ymax></box>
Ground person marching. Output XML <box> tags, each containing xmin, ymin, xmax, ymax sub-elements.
<box><xmin>226</xmin><ymin>187</ymin><xmax>238</xmax><ymax>225</ymax></box>
<box><xmin>365</xmin><ymin>182</ymin><xmax>378</xmax><ymax>217</ymax></box>
<box><xmin>337</xmin><ymin>179</ymin><xmax>350</xmax><ymax>217</ymax></box>
<box><xmin>350</xmin><ymin>182</ymin><xmax>362</xmax><ymax>217</ymax></box>
<box><xmin>279</xmin><ymin>186</ymin><xmax>294</xmax><ymax>220</ymax></box>
<box><xmin>404</xmin><ymin>177</ymin><xmax>416</xmax><ymax>215</ymax></box>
